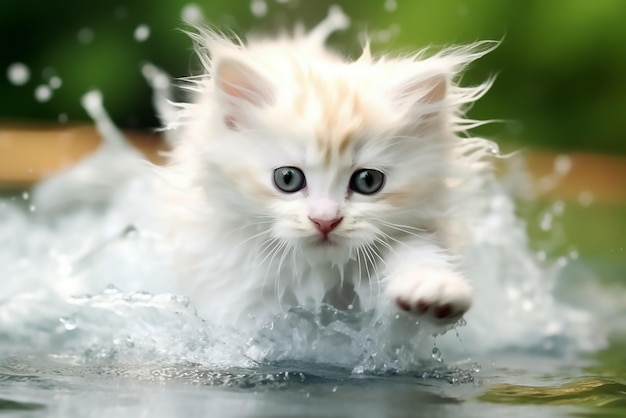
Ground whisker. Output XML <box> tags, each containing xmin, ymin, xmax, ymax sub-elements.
<box><xmin>376</xmin><ymin>231</ymin><xmax>413</xmax><ymax>250</ymax></box>
<box><xmin>360</xmin><ymin>246</ymin><xmax>375</xmax><ymax>301</ymax></box>
<box><xmin>376</xmin><ymin>219</ymin><xmax>428</xmax><ymax>233</ymax></box>
<box><xmin>253</xmin><ymin>237</ymin><xmax>286</xmax><ymax>304</ymax></box>
<box><xmin>291</xmin><ymin>243</ymin><xmax>301</xmax><ymax>285</ymax></box>
<box><xmin>276</xmin><ymin>241</ymin><xmax>292</xmax><ymax>280</ymax></box>
<box><xmin>373</xmin><ymin>235</ymin><xmax>395</xmax><ymax>256</ymax></box>
<box><xmin>354</xmin><ymin>246</ymin><xmax>363</xmax><ymax>293</ymax></box>
<box><xmin>376</xmin><ymin>223</ymin><xmax>443</xmax><ymax>245</ymax></box>
<box><xmin>278</xmin><ymin>242</ymin><xmax>295</xmax><ymax>308</ymax></box>
<box><xmin>231</xmin><ymin>228</ymin><xmax>273</xmax><ymax>252</ymax></box>
<box><xmin>250</xmin><ymin>236</ymin><xmax>279</xmax><ymax>293</ymax></box>
<box><xmin>365</xmin><ymin>242</ymin><xmax>386</xmax><ymax>266</ymax></box>
<box><xmin>263</xmin><ymin>239</ymin><xmax>286</xmax><ymax>284</ymax></box>
<box><xmin>362</xmin><ymin>244</ymin><xmax>383</xmax><ymax>302</ymax></box>
<box><xmin>222</xmin><ymin>219</ymin><xmax>274</xmax><ymax>238</ymax></box>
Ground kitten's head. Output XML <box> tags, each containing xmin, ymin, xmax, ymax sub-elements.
<box><xmin>179</xmin><ymin>33</ymin><xmax>495</xmax><ymax>265</ymax></box>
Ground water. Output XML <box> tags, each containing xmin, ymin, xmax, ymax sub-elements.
<box><xmin>2</xmin><ymin>111</ymin><xmax>622</xmax><ymax>418</ymax></box>
<box><xmin>6</xmin><ymin>63</ymin><xmax>30</xmax><ymax>86</ymax></box>
<box><xmin>2</xmin><ymin>4</ymin><xmax>625</xmax><ymax>417</ymax></box>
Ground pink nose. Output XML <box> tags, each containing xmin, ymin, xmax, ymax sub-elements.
<box><xmin>309</xmin><ymin>217</ymin><xmax>343</xmax><ymax>234</ymax></box>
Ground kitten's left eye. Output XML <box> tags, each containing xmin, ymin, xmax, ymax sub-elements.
<box><xmin>350</xmin><ymin>169</ymin><xmax>385</xmax><ymax>195</ymax></box>
<box><xmin>273</xmin><ymin>167</ymin><xmax>306</xmax><ymax>193</ymax></box>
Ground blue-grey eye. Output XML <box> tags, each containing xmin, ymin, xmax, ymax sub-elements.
<box><xmin>273</xmin><ymin>167</ymin><xmax>306</xmax><ymax>193</ymax></box>
<box><xmin>349</xmin><ymin>169</ymin><xmax>385</xmax><ymax>195</ymax></box>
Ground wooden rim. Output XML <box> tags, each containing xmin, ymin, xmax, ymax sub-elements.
<box><xmin>1</xmin><ymin>125</ymin><xmax>624</xmax><ymax>204</ymax></box>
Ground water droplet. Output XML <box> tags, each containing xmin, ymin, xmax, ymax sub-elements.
<box><xmin>141</xmin><ymin>63</ymin><xmax>170</xmax><ymax>89</ymax></box>
<box><xmin>569</xmin><ymin>250</ymin><xmax>579</xmax><ymax>260</ymax></box>
<box><xmin>78</xmin><ymin>28</ymin><xmax>94</xmax><ymax>44</ymax></box>
<box><xmin>552</xmin><ymin>200</ymin><xmax>565</xmax><ymax>216</ymax></box>
<box><xmin>34</xmin><ymin>85</ymin><xmax>52</xmax><ymax>102</ymax></box>
<box><xmin>250</xmin><ymin>0</ymin><xmax>267</xmax><ymax>17</ymax></box>
<box><xmin>134</xmin><ymin>24</ymin><xmax>150</xmax><ymax>42</ymax></box>
<box><xmin>115</xmin><ymin>6</ymin><xmax>128</xmax><ymax>20</ymax></box>
<box><xmin>81</xmin><ymin>90</ymin><xmax>102</xmax><ymax>113</ymax></box>
<box><xmin>384</xmin><ymin>0</ymin><xmax>397</xmax><ymax>12</ymax></box>
<box><xmin>554</xmin><ymin>154</ymin><xmax>572</xmax><ymax>175</ymax></box>
<box><xmin>578</xmin><ymin>191</ymin><xmax>594</xmax><ymax>207</ymax></box>
<box><xmin>22</xmin><ymin>191</ymin><xmax>29</xmax><ymax>200</ymax></box>
<box><xmin>431</xmin><ymin>347</ymin><xmax>443</xmax><ymax>362</ymax></box>
<box><xmin>59</xmin><ymin>315</ymin><xmax>77</xmax><ymax>330</ymax></box>
<box><xmin>331</xmin><ymin>386</ymin><xmax>338</xmax><ymax>393</ymax></box>
<box><xmin>29</xmin><ymin>205</ymin><xmax>36</xmax><ymax>212</ymax></box>
<box><xmin>7</xmin><ymin>63</ymin><xmax>30</xmax><ymax>86</ymax></box>
<box><xmin>181</xmin><ymin>4</ymin><xmax>203</xmax><ymax>25</ymax></box>
<box><xmin>522</xmin><ymin>300</ymin><xmax>534</xmax><ymax>311</ymax></box>
<box><xmin>42</xmin><ymin>67</ymin><xmax>56</xmax><ymax>80</ymax></box>
<box><xmin>347</xmin><ymin>304</ymin><xmax>353</xmax><ymax>310</ymax></box>
<box><xmin>49</xmin><ymin>76</ymin><xmax>62</xmax><ymax>89</ymax></box>
<box><xmin>539</xmin><ymin>212</ymin><xmax>553</xmax><ymax>231</ymax></box>
<box><xmin>58</xmin><ymin>113</ymin><xmax>68</xmax><ymax>123</ymax></box>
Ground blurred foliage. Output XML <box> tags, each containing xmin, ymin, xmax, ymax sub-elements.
<box><xmin>2</xmin><ymin>0</ymin><xmax>626</xmax><ymax>154</ymax></box>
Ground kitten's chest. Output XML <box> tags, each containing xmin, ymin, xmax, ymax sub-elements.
<box><xmin>276</xmin><ymin>259</ymin><xmax>375</xmax><ymax>311</ymax></box>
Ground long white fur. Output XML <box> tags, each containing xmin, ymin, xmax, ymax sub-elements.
<box><xmin>158</xmin><ymin>9</ymin><xmax>499</xmax><ymax>332</ymax></box>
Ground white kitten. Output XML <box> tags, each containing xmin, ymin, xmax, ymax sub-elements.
<box><xmin>159</xmin><ymin>9</ymin><xmax>497</xmax><ymax>334</ymax></box>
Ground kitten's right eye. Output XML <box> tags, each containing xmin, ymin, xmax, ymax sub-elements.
<box><xmin>273</xmin><ymin>167</ymin><xmax>306</xmax><ymax>193</ymax></box>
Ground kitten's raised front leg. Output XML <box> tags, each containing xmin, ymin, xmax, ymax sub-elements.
<box><xmin>384</xmin><ymin>244</ymin><xmax>472</xmax><ymax>325</ymax></box>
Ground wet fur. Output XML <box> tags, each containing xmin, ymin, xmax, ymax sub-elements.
<box><xmin>159</xmin><ymin>11</ymin><xmax>498</xmax><ymax>332</ymax></box>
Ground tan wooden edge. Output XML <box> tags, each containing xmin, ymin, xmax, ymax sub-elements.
<box><xmin>1</xmin><ymin>124</ymin><xmax>625</xmax><ymax>203</ymax></box>
<box><xmin>0</xmin><ymin>124</ymin><xmax>167</xmax><ymax>187</ymax></box>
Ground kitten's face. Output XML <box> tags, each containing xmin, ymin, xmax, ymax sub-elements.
<box><xmin>198</xmin><ymin>58</ymin><xmax>450</xmax><ymax>264</ymax></box>
<box><xmin>261</xmin><ymin>122</ymin><xmax>442</xmax><ymax>264</ymax></box>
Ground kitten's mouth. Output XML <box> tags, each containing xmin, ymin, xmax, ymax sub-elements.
<box><xmin>317</xmin><ymin>237</ymin><xmax>334</xmax><ymax>246</ymax></box>
<box><xmin>312</xmin><ymin>233</ymin><xmax>337</xmax><ymax>247</ymax></box>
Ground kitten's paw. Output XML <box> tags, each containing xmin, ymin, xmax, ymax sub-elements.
<box><xmin>386</xmin><ymin>268</ymin><xmax>472</xmax><ymax>325</ymax></box>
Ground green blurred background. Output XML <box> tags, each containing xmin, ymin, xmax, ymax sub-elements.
<box><xmin>2</xmin><ymin>0</ymin><xmax>626</xmax><ymax>154</ymax></box>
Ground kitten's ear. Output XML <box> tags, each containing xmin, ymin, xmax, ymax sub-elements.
<box><xmin>397</xmin><ymin>73</ymin><xmax>447</xmax><ymax>105</ymax></box>
<box><xmin>214</xmin><ymin>58</ymin><xmax>275</xmax><ymax>129</ymax></box>
<box><xmin>393</xmin><ymin>73</ymin><xmax>448</xmax><ymax>132</ymax></box>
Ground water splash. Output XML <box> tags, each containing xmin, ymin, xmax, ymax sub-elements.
<box><xmin>141</xmin><ymin>63</ymin><xmax>177</xmax><ymax>144</ymax></box>
<box><xmin>32</xmin><ymin>90</ymin><xmax>147</xmax><ymax>216</ymax></box>
<box><xmin>0</xmin><ymin>5</ymin><xmax>606</xmax><ymax>388</ymax></box>
<box><xmin>304</xmin><ymin>5</ymin><xmax>350</xmax><ymax>46</ymax></box>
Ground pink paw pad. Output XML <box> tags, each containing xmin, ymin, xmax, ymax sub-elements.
<box><xmin>434</xmin><ymin>303</ymin><xmax>453</xmax><ymax>318</ymax></box>
<box><xmin>395</xmin><ymin>298</ymin><xmax>460</xmax><ymax>320</ymax></box>
<box><xmin>416</xmin><ymin>300</ymin><xmax>430</xmax><ymax>314</ymax></box>
<box><xmin>397</xmin><ymin>298</ymin><xmax>411</xmax><ymax>312</ymax></box>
